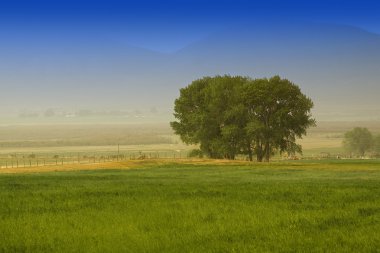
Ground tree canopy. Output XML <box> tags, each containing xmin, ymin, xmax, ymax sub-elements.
<box><xmin>374</xmin><ymin>135</ymin><xmax>380</xmax><ymax>154</ymax></box>
<box><xmin>171</xmin><ymin>75</ymin><xmax>315</xmax><ymax>162</ymax></box>
<box><xmin>343</xmin><ymin>127</ymin><xmax>374</xmax><ymax>157</ymax></box>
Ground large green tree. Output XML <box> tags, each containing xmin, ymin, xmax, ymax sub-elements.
<box><xmin>243</xmin><ymin>76</ymin><xmax>315</xmax><ymax>161</ymax></box>
<box><xmin>170</xmin><ymin>75</ymin><xmax>248</xmax><ymax>159</ymax></box>
<box><xmin>171</xmin><ymin>75</ymin><xmax>315</xmax><ymax>162</ymax></box>
<box><xmin>343</xmin><ymin>127</ymin><xmax>374</xmax><ymax>157</ymax></box>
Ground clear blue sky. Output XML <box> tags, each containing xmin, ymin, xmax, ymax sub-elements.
<box><xmin>1</xmin><ymin>0</ymin><xmax>380</xmax><ymax>52</ymax></box>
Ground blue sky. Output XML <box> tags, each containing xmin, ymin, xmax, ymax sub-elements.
<box><xmin>1</xmin><ymin>0</ymin><xmax>380</xmax><ymax>52</ymax></box>
<box><xmin>1</xmin><ymin>0</ymin><xmax>380</xmax><ymax>120</ymax></box>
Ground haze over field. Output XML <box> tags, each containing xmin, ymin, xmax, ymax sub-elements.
<box><xmin>1</xmin><ymin>0</ymin><xmax>380</xmax><ymax>122</ymax></box>
<box><xmin>1</xmin><ymin>3</ymin><xmax>380</xmax><ymax>252</ymax></box>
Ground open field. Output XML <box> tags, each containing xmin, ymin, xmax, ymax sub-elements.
<box><xmin>1</xmin><ymin>121</ymin><xmax>380</xmax><ymax>166</ymax></box>
<box><xmin>0</xmin><ymin>123</ymin><xmax>175</xmax><ymax>148</ymax></box>
<box><xmin>299</xmin><ymin>121</ymin><xmax>380</xmax><ymax>157</ymax></box>
<box><xmin>1</xmin><ymin>159</ymin><xmax>380</xmax><ymax>252</ymax></box>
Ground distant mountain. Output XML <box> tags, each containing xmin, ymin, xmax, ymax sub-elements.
<box><xmin>170</xmin><ymin>23</ymin><xmax>380</xmax><ymax>120</ymax></box>
<box><xmin>1</xmin><ymin>22</ymin><xmax>380</xmax><ymax>121</ymax></box>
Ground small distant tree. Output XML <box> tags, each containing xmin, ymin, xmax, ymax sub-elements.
<box><xmin>374</xmin><ymin>135</ymin><xmax>380</xmax><ymax>155</ymax></box>
<box><xmin>44</xmin><ymin>109</ymin><xmax>55</xmax><ymax>118</ymax></box>
<box><xmin>343</xmin><ymin>127</ymin><xmax>374</xmax><ymax>157</ymax></box>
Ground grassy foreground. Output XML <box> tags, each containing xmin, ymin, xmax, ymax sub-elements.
<box><xmin>0</xmin><ymin>160</ymin><xmax>380</xmax><ymax>252</ymax></box>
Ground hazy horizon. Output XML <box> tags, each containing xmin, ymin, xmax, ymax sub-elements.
<box><xmin>1</xmin><ymin>0</ymin><xmax>380</xmax><ymax>123</ymax></box>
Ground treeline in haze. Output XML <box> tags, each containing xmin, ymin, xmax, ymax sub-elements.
<box><xmin>344</xmin><ymin>127</ymin><xmax>380</xmax><ymax>157</ymax></box>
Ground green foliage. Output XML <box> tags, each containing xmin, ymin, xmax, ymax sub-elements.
<box><xmin>343</xmin><ymin>127</ymin><xmax>374</xmax><ymax>156</ymax></box>
<box><xmin>187</xmin><ymin>149</ymin><xmax>204</xmax><ymax>158</ymax></box>
<box><xmin>374</xmin><ymin>135</ymin><xmax>380</xmax><ymax>155</ymax></box>
<box><xmin>242</xmin><ymin>76</ymin><xmax>315</xmax><ymax>161</ymax></box>
<box><xmin>171</xmin><ymin>75</ymin><xmax>315</xmax><ymax>161</ymax></box>
<box><xmin>1</xmin><ymin>161</ymin><xmax>380</xmax><ymax>252</ymax></box>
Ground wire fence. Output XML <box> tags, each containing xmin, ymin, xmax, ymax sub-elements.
<box><xmin>0</xmin><ymin>150</ymin><xmax>192</xmax><ymax>169</ymax></box>
<box><xmin>1</xmin><ymin>150</ymin><xmax>379</xmax><ymax>169</ymax></box>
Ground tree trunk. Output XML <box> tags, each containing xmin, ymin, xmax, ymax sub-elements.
<box><xmin>256</xmin><ymin>147</ymin><xmax>263</xmax><ymax>162</ymax></box>
<box><xmin>264</xmin><ymin>142</ymin><xmax>270</xmax><ymax>162</ymax></box>
<box><xmin>256</xmin><ymin>142</ymin><xmax>264</xmax><ymax>162</ymax></box>
<box><xmin>247</xmin><ymin>141</ymin><xmax>253</xmax><ymax>161</ymax></box>
<box><xmin>257</xmin><ymin>155</ymin><xmax>263</xmax><ymax>162</ymax></box>
<box><xmin>248</xmin><ymin>149</ymin><xmax>253</xmax><ymax>161</ymax></box>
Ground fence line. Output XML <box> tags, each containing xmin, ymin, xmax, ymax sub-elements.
<box><xmin>0</xmin><ymin>150</ymin><xmax>190</xmax><ymax>169</ymax></box>
<box><xmin>1</xmin><ymin>150</ymin><xmax>378</xmax><ymax>169</ymax></box>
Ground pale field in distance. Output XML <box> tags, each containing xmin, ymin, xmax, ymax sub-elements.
<box><xmin>0</xmin><ymin>121</ymin><xmax>379</xmax><ymax>159</ymax></box>
<box><xmin>299</xmin><ymin>121</ymin><xmax>380</xmax><ymax>156</ymax></box>
<box><xmin>0</xmin><ymin>123</ymin><xmax>192</xmax><ymax>163</ymax></box>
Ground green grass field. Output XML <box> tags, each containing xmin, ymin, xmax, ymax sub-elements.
<box><xmin>1</xmin><ymin>160</ymin><xmax>380</xmax><ymax>252</ymax></box>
